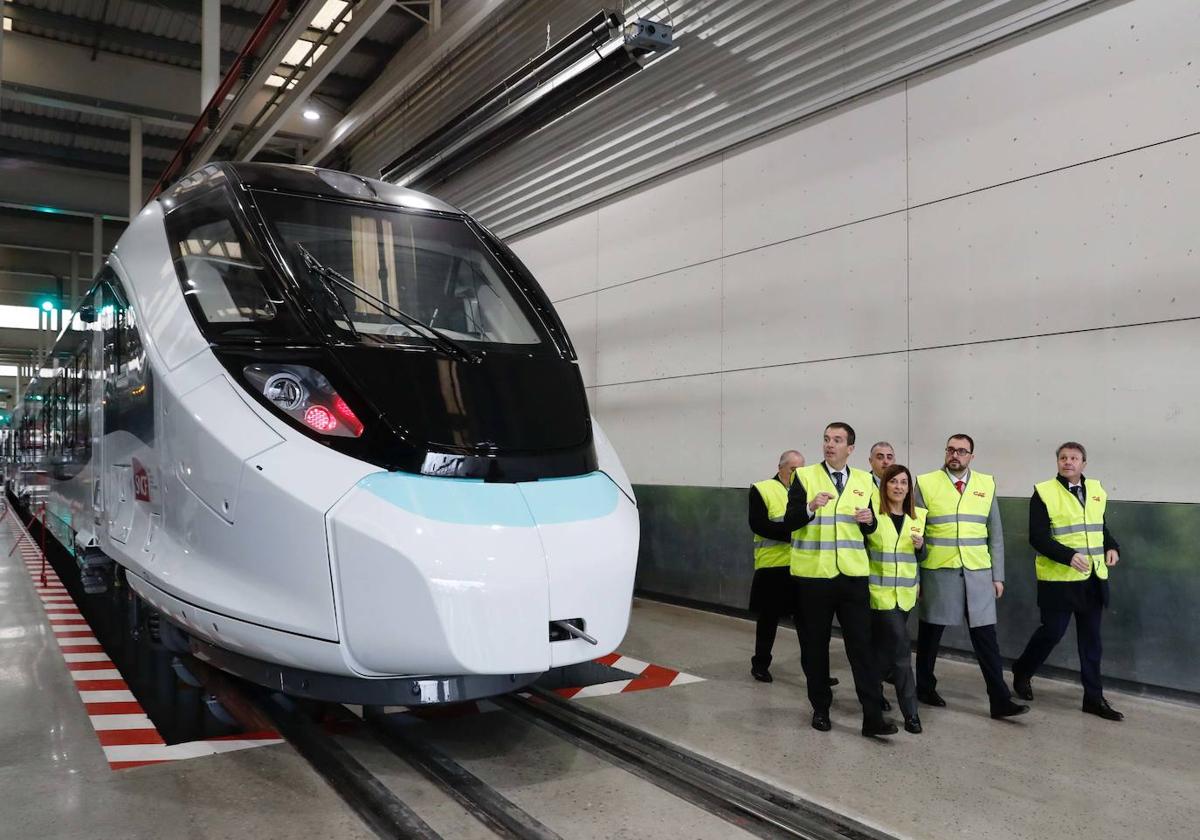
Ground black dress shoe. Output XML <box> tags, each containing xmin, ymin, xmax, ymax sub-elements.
<box><xmin>1012</xmin><ymin>673</ymin><xmax>1033</xmax><ymax>701</ymax></box>
<box><xmin>880</xmin><ymin>697</ymin><xmax>892</xmax><ymax>712</ymax></box>
<box><xmin>1082</xmin><ymin>697</ymin><xmax>1124</xmax><ymax>721</ymax></box>
<box><xmin>990</xmin><ymin>700</ymin><xmax>1030</xmax><ymax>719</ymax></box>
<box><xmin>917</xmin><ymin>689</ymin><xmax>946</xmax><ymax>707</ymax></box>
<box><xmin>862</xmin><ymin>718</ymin><xmax>899</xmax><ymax>738</ymax></box>
<box><xmin>828</xmin><ymin>677</ymin><xmax>840</xmax><ymax>687</ymax></box>
<box><xmin>904</xmin><ymin>717</ymin><xmax>923</xmax><ymax>734</ymax></box>
<box><xmin>811</xmin><ymin>711</ymin><xmax>832</xmax><ymax>731</ymax></box>
<box><xmin>751</xmin><ymin>667</ymin><xmax>773</xmax><ymax>683</ymax></box>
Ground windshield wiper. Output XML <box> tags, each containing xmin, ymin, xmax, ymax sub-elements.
<box><xmin>295</xmin><ymin>244</ymin><xmax>361</xmax><ymax>342</ymax></box>
<box><xmin>294</xmin><ymin>244</ymin><xmax>478</xmax><ymax>363</ymax></box>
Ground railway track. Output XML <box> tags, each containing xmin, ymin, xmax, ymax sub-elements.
<box><xmin>245</xmin><ymin>682</ymin><xmax>895</xmax><ymax>840</ymax></box>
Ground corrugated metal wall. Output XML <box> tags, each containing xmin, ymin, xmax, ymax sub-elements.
<box><xmin>349</xmin><ymin>0</ymin><xmax>1099</xmax><ymax>237</ymax></box>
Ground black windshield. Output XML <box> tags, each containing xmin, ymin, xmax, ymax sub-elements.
<box><xmin>254</xmin><ymin>192</ymin><xmax>553</xmax><ymax>351</ymax></box>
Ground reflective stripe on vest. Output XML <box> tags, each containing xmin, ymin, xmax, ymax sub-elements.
<box><xmin>866</xmin><ymin>507</ymin><xmax>926</xmax><ymax>611</ymax></box>
<box><xmin>789</xmin><ymin>465</ymin><xmax>874</xmax><ymax>578</ymax></box>
<box><xmin>916</xmin><ymin>470</ymin><xmax>995</xmax><ymax>571</ymax></box>
<box><xmin>752</xmin><ymin>479</ymin><xmax>792</xmax><ymax>569</ymax></box>
<box><xmin>1034</xmin><ymin>478</ymin><xmax>1109</xmax><ymax>582</ymax></box>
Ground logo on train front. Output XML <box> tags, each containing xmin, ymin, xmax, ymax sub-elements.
<box><xmin>132</xmin><ymin>458</ymin><xmax>151</xmax><ymax>502</ymax></box>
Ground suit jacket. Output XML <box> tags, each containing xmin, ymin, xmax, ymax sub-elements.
<box><xmin>913</xmin><ymin>469</ymin><xmax>1004</xmax><ymax>628</ymax></box>
<box><xmin>1028</xmin><ymin>474</ymin><xmax>1119</xmax><ymax>611</ymax></box>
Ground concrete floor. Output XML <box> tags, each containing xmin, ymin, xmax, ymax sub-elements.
<box><xmin>5</xmin><ymin>509</ymin><xmax>1197</xmax><ymax>840</ymax></box>
<box><xmin>0</xmin><ymin>526</ymin><xmax>374</xmax><ymax>840</ymax></box>
<box><xmin>597</xmin><ymin>599</ymin><xmax>1200</xmax><ymax>840</ymax></box>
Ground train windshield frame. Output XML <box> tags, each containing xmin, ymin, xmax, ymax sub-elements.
<box><xmin>251</xmin><ymin>191</ymin><xmax>556</xmax><ymax>354</ymax></box>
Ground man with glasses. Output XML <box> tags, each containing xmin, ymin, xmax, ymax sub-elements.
<box><xmin>914</xmin><ymin>434</ymin><xmax>1029</xmax><ymax>719</ymax></box>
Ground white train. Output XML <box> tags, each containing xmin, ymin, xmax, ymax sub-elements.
<box><xmin>7</xmin><ymin>163</ymin><xmax>639</xmax><ymax>704</ymax></box>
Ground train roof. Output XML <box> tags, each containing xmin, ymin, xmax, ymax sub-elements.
<box><xmin>159</xmin><ymin>162</ymin><xmax>463</xmax><ymax>216</ymax></box>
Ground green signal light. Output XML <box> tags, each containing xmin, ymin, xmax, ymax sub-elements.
<box><xmin>40</xmin><ymin>300</ymin><xmax>55</xmax><ymax>312</ymax></box>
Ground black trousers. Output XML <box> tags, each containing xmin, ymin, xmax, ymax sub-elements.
<box><xmin>872</xmin><ymin>608</ymin><xmax>917</xmax><ymax>719</ymax></box>
<box><xmin>750</xmin><ymin>567</ymin><xmax>794</xmax><ymax>670</ymax></box>
<box><xmin>794</xmin><ymin>576</ymin><xmax>884</xmax><ymax>724</ymax></box>
<box><xmin>1013</xmin><ymin>602</ymin><xmax>1104</xmax><ymax>701</ymax></box>
<box><xmin>753</xmin><ymin>611</ymin><xmax>784</xmax><ymax>670</ymax></box>
<box><xmin>916</xmin><ymin>620</ymin><xmax>1012</xmax><ymax>709</ymax></box>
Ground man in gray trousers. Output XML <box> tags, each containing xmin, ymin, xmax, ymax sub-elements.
<box><xmin>914</xmin><ymin>434</ymin><xmax>1029</xmax><ymax>719</ymax></box>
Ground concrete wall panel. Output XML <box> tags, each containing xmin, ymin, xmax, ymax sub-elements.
<box><xmin>722</xmin><ymin>214</ymin><xmax>908</xmax><ymax>371</ymax></box>
<box><xmin>593</xmin><ymin>374</ymin><xmax>723</xmax><ymax>487</ymax></box>
<box><xmin>910</xmin><ymin>135</ymin><xmax>1200</xmax><ymax>347</ymax></box>
<box><xmin>908</xmin><ymin>320</ymin><xmax>1200</xmax><ymax>502</ymax></box>
<box><xmin>721</xmin><ymin>354</ymin><xmax>909</xmax><ymax>489</ymax></box>
<box><xmin>596</xmin><ymin>160</ymin><xmax>723</xmax><ymax>288</ymax></box>
<box><xmin>908</xmin><ymin>0</ymin><xmax>1200</xmax><ymax>204</ymax></box>
<box><xmin>595</xmin><ymin>261</ymin><xmax>723</xmax><ymax>386</ymax></box>
<box><xmin>510</xmin><ymin>211</ymin><xmax>599</xmax><ymax>302</ymax></box>
<box><xmin>722</xmin><ymin>89</ymin><xmax>908</xmax><ymax>254</ymax></box>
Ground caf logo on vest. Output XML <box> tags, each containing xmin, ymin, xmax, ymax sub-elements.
<box><xmin>973</xmin><ymin>491</ymin><xmax>986</xmax><ymax>498</ymax></box>
<box><xmin>1092</xmin><ymin>496</ymin><xmax>1101</xmax><ymax>501</ymax></box>
<box><xmin>852</xmin><ymin>489</ymin><xmax>864</xmax><ymax>496</ymax></box>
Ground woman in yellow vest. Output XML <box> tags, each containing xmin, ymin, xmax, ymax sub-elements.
<box><xmin>867</xmin><ymin>464</ymin><xmax>927</xmax><ymax>734</ymax></box>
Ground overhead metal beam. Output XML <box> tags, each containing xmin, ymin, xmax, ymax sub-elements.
<box><xmin>119</xmin><ymin>0</ymin><xmax>400</xmax><ymax>62</ymax></box>
<box><xmin>4</xmin><ymin>2</ymin><xmax>361</xmax><ymax>101</ymax></box>
<box><xmin>0</xmin><ymin>107</ymin><xmax>182</xmax><ymax>151</ymax></box>
<box><xmin>304</xmin><ymin>0</ymin><xmax>514</xmax><ymax>167</ymax></box>
<box><xmin>235</xmin><ymin>0</ymin><xmax>397</xmax><ymax>162</ymax></box>
<box><xmin>187</xmin><ymin>0</ymin><xmax>322</xmax><ymax>170</ymax></box>
<box><xmin>1</xmin><ymin>80</ymin><xmax>197</xmax><ymax>130</ymax></box>
<box><xmin>0</xmin><ymin>137</ymin><xmax>165</xmax><ymax>180</ymax></box>
<box><xmin>201</xmin><ymin>0</ymin><xmax>220</xmax><ymax>108</ymax></box>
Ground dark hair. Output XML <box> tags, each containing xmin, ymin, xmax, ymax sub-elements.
<box><xmin>825</xmin><ymin>422</ymin><xmax>856</xmax><ymax>446</ymax></box>
<box><xmin>1056</xmin><ymin>441</ymin><xmax>1087</xmax><ymax>460</ymax></box>
<box><xmin>879</xmin><ymin>464</ymin><xmax>916</xmax><ymax>519</ymax></box>
<box><xmin>947</xmin><ymin>433</ymin><xmax>974</xmax><ymax>453</ymax></box>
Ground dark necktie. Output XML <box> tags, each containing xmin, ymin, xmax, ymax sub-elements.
<box><xmin>1072</xmin><ymin>485</ymin><xmax>1085</xmax><ymax>505</ymax></box>
<box><xmin>954</xmin><ymin>480</ymin><xmax>964</xmax><ymax>494</ymax></box>
<box><xmin>833</xmin><ymin>472</ymin><xmax>844</xmax><ymax>493</ymax></box>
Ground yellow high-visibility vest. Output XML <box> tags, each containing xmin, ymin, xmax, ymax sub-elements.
<box><xmin>867</xmin><ymin>507</ymin><xmax>926</xmax><ymax>611</ymax></box>
<box><xmin>916</xmin><ymin>470</ymin><xmax>995</xmax><ymax>571</ymax></box>
<box><xmin>751</xmin><ymin>479</ymin><xmax>791</xmax><ymax>570</ymax></box>
<box><xmin>1034</xmin><ymin>478</ymin><xmax>1109</xmax><ymax>582</ymax></box>
<box><xmin>790</xmin><ymin>464</ymin><xmax>874</xmax><ymax>578</ymax></box>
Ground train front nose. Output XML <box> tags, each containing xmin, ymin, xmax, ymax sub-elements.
<box><xmin>326</xmin><ymin>471</ymin><xmax>637</xmax><ymax>678</ymax></box>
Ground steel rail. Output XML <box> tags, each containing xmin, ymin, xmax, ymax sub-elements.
<box><xmin>494</xmin><ymin>688</ymin><xmax>897</xmax><ymax>840</ymax></box>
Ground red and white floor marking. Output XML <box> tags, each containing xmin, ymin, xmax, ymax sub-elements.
<box><xmin>551</xmin><ymin>652</ymin><xmax>704</xmax><ymax>699</ymax></box>
<box><xmin>7</xmin><ymin>516</ymin><xmax>282</xmax><ymax>770</ymax></box>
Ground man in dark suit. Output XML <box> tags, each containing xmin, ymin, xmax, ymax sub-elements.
<box><xmin>1011</xmin><ymin>441</ymin><xmax>1123</xmax><ymax>721</ymax></box>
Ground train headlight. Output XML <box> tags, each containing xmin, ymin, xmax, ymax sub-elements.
<box><xmin>243</xmin><ymin>364</ymin><xmax>364</xmax><ymax>438</ymax></box>
<box><xmin>263</xmin><ymin>372</ymin><xmax>307</xmax><ymax>411</ymax></box>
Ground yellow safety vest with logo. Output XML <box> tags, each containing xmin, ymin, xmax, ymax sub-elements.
<box><xmin>866</xmin><ymin>507</ymin><xmax>927</xmax><ymax>611</ymax></box>
<box><xmin>751</xmin><ymin>479</ymin><xmax>791</xmax><ymax>569</ymax></box>
<box><xmin>1034</xmin><ymin>478</ymin><xmax>1109</xmax><ymax>582</ymax></box>
<box><xmin>790</xmin><ymin>464</ymin><xmax>874</xmax><ymax>578</ymax></box>
<box><xmin>916</xmin><ymin>470</ymin><xmax>995</xmax><ymax>571</ymax></box>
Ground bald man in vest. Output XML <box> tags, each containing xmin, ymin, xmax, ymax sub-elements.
<box><xmin>1011</xmin><ymin>442</ymin><xmax>1123</xmax><ymax>721</ymax></box>
<box><xmin>748</xmin><ymin>450</ymin><xmax>805</xmax><ymax>682</ymax></box>
<box><xmin>914</xmin><ymin>434</ymin><xmax>1028</xmax><ymax>719</ymax></box>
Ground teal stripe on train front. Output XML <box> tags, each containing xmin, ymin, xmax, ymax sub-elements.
<box><xmin>358</xmin><ymin>471</ymin><xmax>619</xmax><ymax>526</ymax></box>
<box><xmin>518</xmin><ymin>472</ymin><xmax>620</xmax><ymax>525</ymax></box>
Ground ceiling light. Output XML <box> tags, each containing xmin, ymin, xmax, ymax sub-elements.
<box><xmin>282</xmin><ymin>40</ymin><xmax>326</xmax><ymax>68</ymax></box>
<box><xmin>266</xmin><ymin>74</ymin><xmax>299</xmax><ymax>90</ymax></box>
<box><xmin>311</xmin><ymin>1</ymin><xmax>350</xmax><ymax>30</ymax></box>
<box><xmin>303</xmin><ymin>108</ymin><xmax>321</xmax><ymax>121</ymax></box>
<box><xmin>3</xmin><ymin>17</ymin><xmax>12</xmax><ymax>32</ymax></box>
